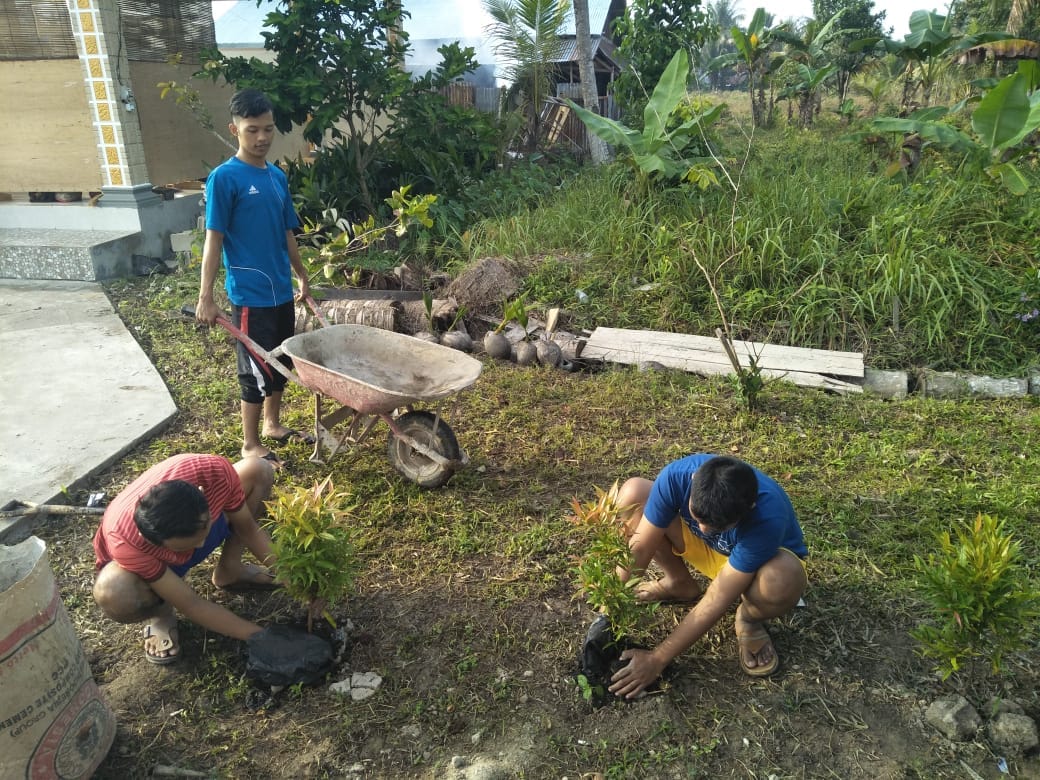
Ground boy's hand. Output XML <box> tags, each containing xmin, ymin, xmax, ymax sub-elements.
<box><xmin>196</xmin><ymin>297</ymin><xmax>223</xmax><ymax>326</ymax></box>
<box><xmin>608</xmin><ymin>648</ymin><xmax>664</xmax><ymax>699</ymax></box>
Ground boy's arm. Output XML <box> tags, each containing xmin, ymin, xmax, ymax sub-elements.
<box><xmin>609</xmin><ymin>561</ymin><xmax>753</xmax><ymax>699</ymax></box>
<box><xmin>197</xmin><ymin>229</ymin><xmax>225</xmax><ymax>325</ymax></box>
<box><xmin>225</xmin><ymin>504</ymin><xmax>275</xmax><ymax>568</ymax></box>
<box><xmin>286</xmin><ymin>230</ymin><xmax>309</xmax><ymax>300</ymax></box>
<box><xmin>150</xmin><ymin>568</ymin><xmax>261</xmax><ymax>640</ymax></box>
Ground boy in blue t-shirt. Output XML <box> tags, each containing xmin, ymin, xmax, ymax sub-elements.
<box><xmin>607</xmin><ymin>454</ymin><xmax>808</xmax><ymax>698</ymax></box>
<box><xmin>196</xmin><ymin>89</ymin><xmax>312</xmax><ymax>466</ymax></box>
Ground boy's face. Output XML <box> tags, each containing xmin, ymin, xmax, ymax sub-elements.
<box><xmin>230</xmin><ymin>111</ymin><xmax>275</xmax><ymax>165</ymax></box>
<box><xmin>162</xmin><ymin>512</ymin><xmax>213</xmax><ymax>552</ymax></box>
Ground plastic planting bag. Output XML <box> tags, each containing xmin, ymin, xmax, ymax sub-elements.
<box><xmin>0</xmin><ymin>537</ymin><xmax>116</xmax><ymax>778</ymax></box>
<box><xmin>245</xmin><ymin>624</ymin><xmax>334</xmax><ymax>687</ymax></box>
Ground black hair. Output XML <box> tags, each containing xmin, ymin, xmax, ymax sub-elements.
<box><xmin>688</xmin><ymin>456</ymin><xmax>759</xmax><ymax>531</ymax></box>
<box><xmin>134</xmin><ymin>480</ymin><xmax>209</xmax><ymax>545</ymax></box>
<box><xmin>229</xmin><ymin>88</ymin><xmax>274</xmax><ymax>120</ymax></box>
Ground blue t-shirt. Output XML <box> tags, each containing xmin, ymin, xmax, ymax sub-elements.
<box><xmin>643</xmin><ymin>453</ymin><xmax>807</xmax><ymax>573</ymax></box>
<box><xmin>205</xmin><ymin>156</ymin><xmax>300</xmax><ymax>307</ymax></box>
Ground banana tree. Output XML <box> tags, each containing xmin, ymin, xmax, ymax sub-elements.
<box><xmin>780</xmin><ymin>63</ymin><xmax>839</xmax><ymax>127</ymax></box>
<box><xmin>775</xmin><ymin>9</ymin><xmax>856</xmax><ymax>127</ymax></box>
<box><xmin>870</xmin><ymin>10</ymin><xmax>1012</xmax><ymax>110</ymax></box>
<box><xmin>707</xmin><ymin>8</ymin><xmax>788</xmax><ymax>127</ymax></box>
<box><xmin>871</xmin><ymin>67</ymin><xmax>1040</xmax><ymax>193</ymax></box>
<box><xmin>564</xmin><ymin>49</ymin><xmax>724</xmax><ymax>190</ymax></box>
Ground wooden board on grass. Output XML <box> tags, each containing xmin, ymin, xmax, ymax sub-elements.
<box><xmin>582</xmin><ymin>327</ymin><xmax>864</xmax><ymax>394</ymax></box>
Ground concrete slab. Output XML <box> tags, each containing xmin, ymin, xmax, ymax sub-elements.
<box><xmin>0</xmin><ymin>280</ymin><xmax>177</xmax><ymax>540</ymax></box>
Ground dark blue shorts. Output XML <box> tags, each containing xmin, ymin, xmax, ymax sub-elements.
<box><xmin>168</xmin><ymin>513</ymin><xmax>231</xmax><ymax>577</ymax></box>
<box><xmin>233</xmin><ymin>301</ymin><xmax>295</xmax><ymax>403</ymax></box>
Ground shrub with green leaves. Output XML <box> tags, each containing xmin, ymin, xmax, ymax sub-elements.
<box><xmin>569</xmin><ymin>481</ymin><xmax>644</xmax><ymax>642</ymax></box>
<box><xmin>911</xmin><ymin>513</ymin><xmax>1040</xmax><ymax>680</ymax></box>
<box><xmin>266</xmin><ymin>476</ymin><xmax>359</xmax><ymax>629</ymax></box>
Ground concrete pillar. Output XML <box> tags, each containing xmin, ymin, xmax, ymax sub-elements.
<box><xmin>65</xmin><ymin>0</ymin><xmax>152</xmax><ymax>196</ymax></box>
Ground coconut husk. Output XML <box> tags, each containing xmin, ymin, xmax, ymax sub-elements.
<box><xmin>444</xmin><ymin>256</ymin><xmax>524</xmax><ymax>317</ymax></box>
<box><xmin>295</xmin><ymin>299</ymin><xmax>398</xmax><ymax>332</ymax></box>
<box><xmin>398</xmin><ymin>297</ymin><xmax>460</xmax><ymax>335</ymax></box>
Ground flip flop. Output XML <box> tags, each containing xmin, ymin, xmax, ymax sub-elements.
<box><xmin>736</xmin><ymin>627</ymin><xmax>779</xmax><ymax>677</ymax></box>
<box><xmin>143</xmin><ymin>622</ymin><xmax>179</xmax><ymax>665</ymax></box>
<box><xmin>267</xmin><ymin>429</ymin><xmax>315</xmax><ymax>445</ymax></box>
<box><xmin>260</xmin><ymin>451</ymin><xmax>284</xmax><ymax>469</ymax></box>
<box><xmin>635</xmin><ymin>579</ymin><xmax>702</xmax><ymax>606</ymax></box>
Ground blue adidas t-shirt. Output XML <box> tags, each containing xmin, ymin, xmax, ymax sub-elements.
<box><xmin>643</xmin><ymin>454</ymin><xmax>807</xmax><ymax>573</ymax></box>
<box><xmin>205</xmin><ymin>156</ymin><xmax>300</xmax><ymax>307</ymax></box>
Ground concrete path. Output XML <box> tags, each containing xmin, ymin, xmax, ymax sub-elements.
<box><xmin>0</xmin><ymin>280</ymin><xmax>177</xmax><ymax>540</ymax></box>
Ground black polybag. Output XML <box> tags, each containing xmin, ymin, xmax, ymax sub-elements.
<box><xmin>579</xmin><ymin>614</ymin><xmax>618</xmax><ymax>683</ymax></box>
<box><xmin>246</xmin><ymin>625</ymin><xmax>334</xmax><ymax>687</ymax></box>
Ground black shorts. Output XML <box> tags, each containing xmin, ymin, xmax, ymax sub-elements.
<box><xmin>233</xmin><ymin>301</ymin><xmax>295</xmax><ymax>404</ymax></box>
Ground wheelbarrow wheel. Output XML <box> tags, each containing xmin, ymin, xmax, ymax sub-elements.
<box><xmin>387</xmin><ymin>411</ymin><xmax>461</xmax><ymax>488</ymax></box>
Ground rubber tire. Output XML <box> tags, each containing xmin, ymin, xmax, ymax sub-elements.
<box><xmin>386</xmin><ymin>410</ymin><xmax>461</xmax><ymax>488</ymax></box>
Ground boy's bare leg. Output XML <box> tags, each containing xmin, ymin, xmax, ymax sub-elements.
<box><xmin>734</xmin><ymin>550</ymin><xmax>807</xmax><ymax>671</ymax></box>
<box><xmin>212</xmin><ymin>456</ymin><xmax>277</xmax><ymax>588</ymax></box>
<box><xmin>617</xmin><ymin>477</ymin><xmax>702</xmax><ymax>603</ymax></box>
<box><xmin>93</xmin><ymin>563</ymin><xmax>179</xmax><ymax>662</ymax></box>
<box><xmin>260</xmin><ymin>391</ymin><xmax>297</xmax><ymax>440</ymax></box>
<box><xmin>241</xmin><ymin>399</ymin><xmax>276</xmax><ymax>461</ymax></box>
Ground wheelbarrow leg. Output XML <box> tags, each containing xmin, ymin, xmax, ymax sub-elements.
<box><xmin>310</xmin><ymin>393</ymin><xmax>323</xmax><ymax>463</ymax></box>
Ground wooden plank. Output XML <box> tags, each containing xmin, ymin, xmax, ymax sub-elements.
<box><xmin>584</xmin><ymin>327</ymin><xmax>863</xmax><ymax>377</ymax></box>
<box><xmin>582</xmin><ymin>327</ymin><xmax>863</xmax><ymax>394</ymax></box>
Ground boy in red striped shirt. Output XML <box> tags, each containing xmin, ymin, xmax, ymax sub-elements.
<box><xmin>92</xmin><ymin>453</ymin><xmax>277</xmax><ymax>664</ymax></box>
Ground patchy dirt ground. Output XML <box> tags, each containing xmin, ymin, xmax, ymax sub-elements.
<box><xmin>36</xmin><ymin>512</ymin><xmax>1040</xmax><ymax>779</ymax></box>
<box><xmin>17</xmin><ymin>276</ymin><xmax>1040</xmax><ymax>780</ymax></box>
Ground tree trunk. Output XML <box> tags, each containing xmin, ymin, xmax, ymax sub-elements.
<box><xmin>573</xmin><ymin>0</ymin><xmax>609</xmax><ymax>164</ymax></box>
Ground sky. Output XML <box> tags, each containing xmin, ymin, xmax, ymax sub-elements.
<box><xmin>212</xmin><ymin>0</ymin><xmax>939</xmax><ymax>43</ymax></box>
<box><xmin>735</xmin><ymin>0</ymin><xmax>935</xmax><ymax>39</ymax></box>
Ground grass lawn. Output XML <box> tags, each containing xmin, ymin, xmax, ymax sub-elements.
<box><xmin>37</xmin><ymin>273</ymin><xmax>1040</xmax><ymax>779</ymax></box>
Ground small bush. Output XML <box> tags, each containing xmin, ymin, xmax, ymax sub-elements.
<box><xmin>266</xmin><ymin>476</ymin><xmax>359</xmax><ymax>629</ymax></box>
<box><xmin>911</xmin><ymin>513</ymin><xmax>1040</xmax><ymax>680</ymax></box>
<box><xmin>568</xmin><ymin>481</ymin><xmax>644</xmax><ymax>642</ymax></box>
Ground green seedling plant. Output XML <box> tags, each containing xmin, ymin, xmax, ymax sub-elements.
<box><xmin>911</xmin><ymin>513</ymin><xmax>1040</xmax><ymax>681</ymax></box>
<box><xmin>575</xmin><ymin>673</ymin><xmax>603</xmax><ymax>704</ymax></box>
<box><xmin>568</xmin><ymin>480</ymin><xmax>644</xmax><ymax>643</ymax></box>
<box><xmin>265</xmin><ymin>476</ymin><xmax>359</xmax><ymax>631</ymax></box>
<box><xmin>483</xmin><ymin>296</ymin><xmax>531</xmax><ymax>359</ymax></box>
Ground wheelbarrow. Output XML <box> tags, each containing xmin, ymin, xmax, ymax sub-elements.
<box><xmin>193</xmin><ymin>299</ymin><xmax>482</xmax><ymax>488</ymax></box>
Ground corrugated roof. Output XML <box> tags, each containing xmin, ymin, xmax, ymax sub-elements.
<box><xmin>551</xmin><ymin>36</ymin><xmax>618</xmax><ymax>66</ymax></box>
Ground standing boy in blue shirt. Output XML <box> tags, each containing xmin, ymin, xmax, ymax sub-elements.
<box><xmin>197</xmin><ymin>89</ymin><xmax>312</xmax><ymax>465</ymax></box>
<box><xmin>608</xmin><ymin>454</ymin><xmax>808</xmax><ymax>698</ymax></box>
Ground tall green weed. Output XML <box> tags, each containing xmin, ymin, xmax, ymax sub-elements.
<box><xmin>467</xmin><ymin>130</ymin><xmax>1040</xmax><ymax>372</ymax></box>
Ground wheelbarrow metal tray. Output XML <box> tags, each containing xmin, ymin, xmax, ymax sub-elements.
<box><xmin>281</xmin><ymin>325</ymin><xmax>482</xmax><ymax>414</ymax></box>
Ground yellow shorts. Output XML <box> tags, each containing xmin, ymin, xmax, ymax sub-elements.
<box><xmin>675</xmin><ymin>522</ymin><xmax>807</xmax><ymax>580</ymax></box>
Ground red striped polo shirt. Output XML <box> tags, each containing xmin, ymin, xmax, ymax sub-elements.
<box><xmin>93</xmin><ymin>454</ymin><xmax>246</xmax><ymax>582</ymax></box>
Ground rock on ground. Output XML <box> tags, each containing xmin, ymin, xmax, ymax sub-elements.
<box><xmin>925</xmin><ymin>695</ymin><xmax>981</xmax><ymax>741</ymax></box>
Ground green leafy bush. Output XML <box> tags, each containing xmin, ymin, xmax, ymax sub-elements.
<box><xmin>912</xmin><ymin>513</ymin><xmax>1040</xmax><ymax>680</ymax></box>
<box><xmin>266</xmin><ymin>477</ymin><xmax>359</xmax><ymax>629</ymax></box>
<box><xmin>569</xmin><ymin>481</ymin><xmax>644</xmax><ymax>642</ymax></box>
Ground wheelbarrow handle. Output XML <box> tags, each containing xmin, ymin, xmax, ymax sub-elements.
<box><xmin>180</xmin><ymin>304</ymin><xmax>298</xmax><ymax>383</ymax></box>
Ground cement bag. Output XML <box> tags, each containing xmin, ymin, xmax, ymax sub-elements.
<box><xmin>0</xmin><ymin>536</ymin><xmax>116</xmax><ymax>779</ymax></box>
